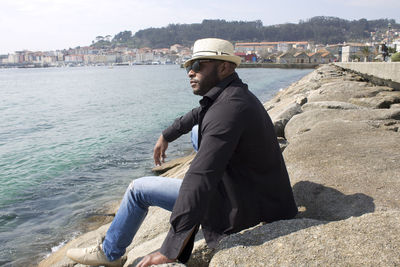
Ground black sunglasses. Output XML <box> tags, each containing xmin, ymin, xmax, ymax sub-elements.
<box><xmin>186</xmin><ymin>59</ymin><xmax>217</xmax><ymax>73</ymax></box>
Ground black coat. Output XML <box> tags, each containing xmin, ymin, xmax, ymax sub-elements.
<box><xmin>160</xmin><ymin>72</ymin><xmax>297</xmax><ymax>262</ymax></box>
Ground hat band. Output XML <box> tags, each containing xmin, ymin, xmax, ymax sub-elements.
<box><xmin>193</xmin><ymin>50</ymin><xmax>231</xmax><ymax>56</ymax></box>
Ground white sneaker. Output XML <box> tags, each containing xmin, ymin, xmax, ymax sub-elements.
<box><xmin>66</xmin><ymin>242</ymin><xmax>124</xmax><ymax>267</ymax></box>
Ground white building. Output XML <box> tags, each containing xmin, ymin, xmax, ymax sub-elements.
<box><xmin>136</xmin><ymin>52</ymin><xmax>154</xmax><ymax>64</ymax></box>
<box><xmin>7</xmin><ymin>54</ymin><xmax>19</xmax><ymax>64</ymax></box>
<box><xmin>277</xmin><ymin>43</ymin><xmax>289</xmax><ymax>52</ymax></box>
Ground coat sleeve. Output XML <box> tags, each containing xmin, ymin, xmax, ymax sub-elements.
<box><xmin>162</xmin><ymin>107</ymin><xmax>201</xmax><ymax>142</ymax></box>
<box><xmin>159</xmin><ymin>99</ymin><xmax>246</xmax><ymax>259</ymax></box>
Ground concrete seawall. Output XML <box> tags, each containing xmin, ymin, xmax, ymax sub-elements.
<box><xmin>335</xmin><ymin>62</ymin><xmax>400</xmax><ymax>89</ymax></box>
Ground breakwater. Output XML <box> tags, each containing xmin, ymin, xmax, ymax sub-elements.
<box><xmin>335</xmin><ymin>62</ymin><xmax>400</xmax><ymax>90</ymax></box>
<box><xmin>39</xmin><ymin>64</ymin><xmax>400</xmax><ymax>266</ymax></box>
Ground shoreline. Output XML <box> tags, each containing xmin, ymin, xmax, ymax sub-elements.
<box><xmin>237</xmin><ymin>62</ymin><xmax>320</xmax><ymax>69</ymax></box>
<box><xmin>39</xmin><ymin>64</ymin><xmax>400</xmax><ymax>266</ymax></box>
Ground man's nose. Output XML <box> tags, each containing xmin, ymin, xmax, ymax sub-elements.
<box><xmin>187</xmin><ymin>69</ymin><xmax>195</xmax><ymax>78</ymax></box>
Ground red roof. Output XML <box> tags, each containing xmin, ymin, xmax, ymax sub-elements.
<box><xmin>236</xmin><ymin>41</ymin><xmax>309</xmax><ymax>46</ymax></box>
<box><xmin>235</xmin><ymin>52</ymin><xmax>246</xmax><ymax>56</ymax></box>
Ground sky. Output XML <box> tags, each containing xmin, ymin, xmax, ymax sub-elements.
<box><xmin>0</xmin><ymin>0</ymin><xmax>399</xmax><ymax>54</ymax></box>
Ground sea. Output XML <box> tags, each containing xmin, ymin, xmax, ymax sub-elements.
<box><xmin>0</xmin><ymin>65</ymin><xmax>312</xmax><ymax>266</ymax></box>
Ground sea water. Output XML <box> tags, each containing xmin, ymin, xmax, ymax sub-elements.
<box><xmin>0</xmin><ymin>65</ymin><xmax>312</xmax><ymax>266</ymax></box>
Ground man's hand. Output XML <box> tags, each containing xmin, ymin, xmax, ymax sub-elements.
<box><xmin>136</xmin><ymin>251</ymin><xmax>175</xmax><ymax>267</ymax></box>
<box><xmin>153</xmin><ymin>134</ymin><xmax>168</xmax><ymax>166</ymax></box>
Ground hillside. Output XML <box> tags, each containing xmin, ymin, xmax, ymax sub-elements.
<box><xmin>91</xmin><ymin>16</ymin><xmax>399</xmax><ymax>49</ymax></box>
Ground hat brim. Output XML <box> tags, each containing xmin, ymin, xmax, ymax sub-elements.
<box><xmin>184</xmin><ymin>54</ymin><xmax>241</xmax><ymax>68</ymax></box>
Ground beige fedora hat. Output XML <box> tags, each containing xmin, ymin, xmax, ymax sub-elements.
<box><xmin>184</xmin><ymin>38</ymin><xmax>241</xmax><ymax>68</ymax></box>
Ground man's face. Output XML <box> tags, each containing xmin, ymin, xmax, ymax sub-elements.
<box><xmin>187</xmin><ymin>60</ymin><xmax>221</xmax><ymax>96</ymax></box>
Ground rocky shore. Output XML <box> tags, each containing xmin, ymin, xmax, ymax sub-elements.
<box><xmin>39</xmin><ymin>64</ymin><xmax>400</xmax><ymax>267</ymax></box>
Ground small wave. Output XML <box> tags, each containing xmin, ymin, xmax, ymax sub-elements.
<box><xmin>47</xmin><ymin>230</ymin><xmax>81</xmax><ymax>257</ymax></box>
<box><xmin>36</xmin><ymin>123</ymin><xmax>54</xmax><ymax>130</ymax></box>
<box><xmin>51</xmin><ymin>240</ymin><xmax>67</xmax><ymax>253</ymax></box>
<box><xmin>0</xmin><ymin>212</ymin><xmax>18</xmax><ymax>225</ymax></box>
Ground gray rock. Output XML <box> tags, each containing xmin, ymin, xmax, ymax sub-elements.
<box><xmin>277</xmin><ymin>137</ymin><xmax>288</xmax><ymax>152</ymax></box>
<box><xmin>152</xmin><ymin>153</ymin><xmax>195</xmax><ymax>175</ymax></box>
<box><xmin>272</xmin><ymin>103</ymin><xmax>302</xmax><ymax>137</ymax></box>
<box><xmin>284</xmin><ymin>117</ymin><xmax>400</xmax><ymax>212</ymax></box>
<box><xmin>349</xmin><ymin>90</ymin><xmax>400</xmax><ymax>109</ymax></box>
<box><xmin>210</xmin><ymin>211</ymin><xmax>400</xmax><ymax>267</ymax></box>
<box><xmin>301</xmin><ymin>101</ymin><xmax>361</xmax><ymax>111</ymax></box>
<box><xmin>391</xmin><ymin>103</ymin><xmax>400</xmax><ymax>109</ymax></box>
<box><xmin>307</xmin><ymin>80</ymin><xmax>370</xmax><ymax>103</ymax></box>
<box><xmin>285</xmin><ymin>108</ymin><xmax>400</xmax><ymax>142</ymax></box>
<box><xmin>124</xmin><ymin>231</ymin><xmax>211</xmax><ymax>267</ymax></box>
<box><xmin>295</xmin><ymin>95</ymin><xmax>308</xmax><ymax>105</ymax></box>
<box><xmin>292</xmin><ymin>181</ymin><xmax>375</xmax><ymax>221</ymax></box>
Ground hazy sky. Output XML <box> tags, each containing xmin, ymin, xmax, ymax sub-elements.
<box><xmin>1</xmin><ymin>0</ymin><xmax>399</xmax><ymax>54</ymax></box>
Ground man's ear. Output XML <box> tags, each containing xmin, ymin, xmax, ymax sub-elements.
<box><xmin>218</xmin><ymin>62</ymin><xmax>235</xmax><ymax>79</ymax></box>
<box><xmin>218</xmin><ymin>62</ymin><xmax>229</xmax><ymax>78</ymax></box>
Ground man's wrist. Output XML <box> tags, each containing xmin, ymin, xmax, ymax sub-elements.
<box><xmin>162</xmin><ymin>127</ymin><xmax>178</xmax><ymax>142</ymax></box>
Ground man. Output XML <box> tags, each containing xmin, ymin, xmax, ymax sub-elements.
<box><xmin>382</xmin><ymin>43</ymin><xmax>388</xmax><ymax>61</ymax></box>
<box><xmin>67</xmin><ymin>38</ymin><xmax>298</xmax><ymax>266</ymax></box>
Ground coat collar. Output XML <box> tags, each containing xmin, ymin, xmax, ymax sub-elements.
<box><xmin>199</xmin><ymin>72</ymin><xmax>238</xmax><ymax>107</ymax></box>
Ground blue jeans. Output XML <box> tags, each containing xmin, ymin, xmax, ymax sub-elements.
<box><xmin>191</xmin><ymin>124</ymin><xmax>199</xmax><ymax>152</ymax></box>
<box><xmin>102</xmin><ymin>125</ymin><xmax>199</xmax><ymax>261</ymax></box>
<box><xmin>103</xmin><ymin>176</ymin><xmax>182</xmax><ymax>260</ymax></box>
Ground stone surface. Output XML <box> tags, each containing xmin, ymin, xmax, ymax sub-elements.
<box><xmin>269</xmin><ymin>102</ymin><xmax>302</xmax><ymax>137</ymax></box>
<box><xmin>285</xmin><ymin>116</ymin><xmax>400</xmax><ymax>211</ymax></box>
<box><xmin>277</xmin><ymin>137</ymin><xmax>288</xmax><ymax>152</ymax></box>
<box><xmin>210</xmin><ymin>211</ymin><xmax>400</xmax><ymax>267</ymax></box>
<box><xmin>159</xmin><ymin>154</ymin><xmax>195</xmax><ymax>179</ymax></box>
<box><xmin>307</xmin><ymin>80</ymin><xmax>371</xmax><ymax>103</ymax></box>
<box><xmin>301</xmin><ymin>101</ymin><xmax>362</xmax><ymax>111</ymax></box>
<box><xmin>152</xmin><ymin>153</ymin><xmax>195</xmax><ymax>175</ymax></box>
<box><xmin>349</xmin><ymin>90</ymin><xmax>400</xmax><ymax>109</ymax></box>
<box><xmin>391</xmin><ymin>103</ymin><xmax>400</xmax><ymax>109</ymax></box>
<box><xmin>124</xmin><ymin>231</ymin><xmax>212</xmax><ymax>267</ymax></box>
<box><xmin>285</xmin><ymin>108</ymin><xmax>400</xmax><ymax>142</ymax></box>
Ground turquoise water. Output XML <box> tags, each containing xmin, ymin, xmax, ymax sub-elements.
<box><xmin>0</xmin><ymin>65</ymin><xmax>312</xmax><ymax>266</ymax></box>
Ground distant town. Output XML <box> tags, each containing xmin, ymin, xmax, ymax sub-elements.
<box><xmin>1</xmin><ymin>26</ymin><xmax>399</xmax><ymax>68</ymax></box>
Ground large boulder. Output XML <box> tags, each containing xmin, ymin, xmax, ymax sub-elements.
<box><xmin>349</xmin><ymin>90</ymin><xmax>400</xmax><ymax>109</ymax></box>
<box><xmin>301</xmin><ymin>101</ymin><xmax>362</xmax><ymax>111</ymax></box>
<box><xmin>307</xmin><ymin>81</ymin><xmax>391</xmax><ymax>103</ymax></box>
<box><xmin>285</xmin><ymin>108</ymin><xmax>400</xmax><ymax>141</ymax></box>
<box><xmin>270</xmin><ymin>102</ymin><xmax>302</xmax><ymax>137</ymax></box>
<box><xmin>210</xmin><ymin>211</ymin><xmax>400</xmax><ymax>266</ymax></box>
<box><xmin>284</xmin><ymin>110</ymin><xmax>400</xmax><ymax>211</ymax></box>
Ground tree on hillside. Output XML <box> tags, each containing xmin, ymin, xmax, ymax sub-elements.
<box><xmin>105</xmin><ymin>35</ymin><xmax>112</xmax><ymax>42</ymax></box>
<box><xmin>113</xmin><ymin>31</ymin><xmax>133</xmax><ymax>43</ymax></box>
